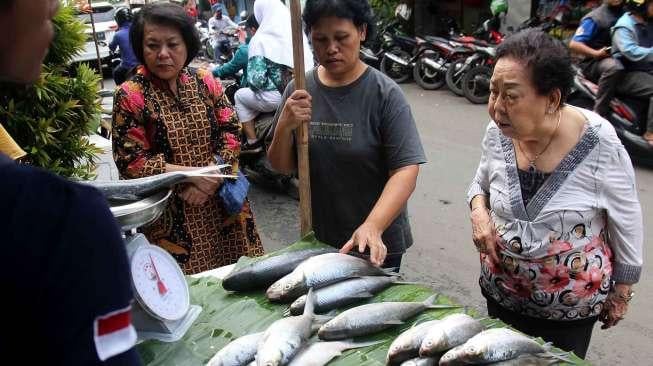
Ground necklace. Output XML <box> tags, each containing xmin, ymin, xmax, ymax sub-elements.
<box><xmin>517</xmin><ymin>110</ymin><xmax>562</xmax><ymax>172</ymax></box>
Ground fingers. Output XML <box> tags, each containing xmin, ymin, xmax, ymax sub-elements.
<box><xmin>290</xmin><ymin>89</ymin><xmax>312</xmax><ymax>102</ymax></box>
<box><xmin>371</xmin><ymin>242</ymin><xmax>387</xmax><ymax>267</ymax></box>
<box><xmin>340</xmin><ymin>239</ymin><xmax>354</xmax><ymax>254</ymax></box>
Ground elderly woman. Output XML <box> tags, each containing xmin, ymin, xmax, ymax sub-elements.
<box><xmin>267</xmin><ymin>0</ymin><xmax>426</xmax><ymax>269</ymax></box>
<box><xmin>467</xmin><ymin>29</ymin><xmax>643</xmax><ymax>358</ymax></box>
<box><xmin>112</xmin><ymin>3</ymin><xmax>264</xmax><ymax>275</ymax></box>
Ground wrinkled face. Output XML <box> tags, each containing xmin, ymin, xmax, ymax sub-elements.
<box><xmin>0</xmin><ymin>0</ymin><xmax>59</xmax><ymax>83</ymax></box>
<box><xmin>488</xmin><ymin>57</ymin><xmax>554</xmax><ymax>140</ymax></box>
<box><xmin>310</xmin><ymin>16</ymin><xmax>366</xmax><ymax>77</ymax></box>
<box><xmin>142</xmin><ymin>22</ymin><xmax>188</xmax><ymax>81</ymax></box>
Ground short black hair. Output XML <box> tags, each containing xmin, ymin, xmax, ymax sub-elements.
<box><xmin>130</xmin><ymin>2</ymin><xmax>200</xmax><ymax>67</ymax></box>
<box><xmin>245</xmin><ymin>14</ymin><xmax>258</xmax><ymax>30</ymax></box>
<box><xmin>0</xmin><ymin>0</ymin><xmax>14</xmax><ymax>12</ymax></box>
<box><xmin>495</xmin><ymin>28</ymin><xmax>574</xmax><ymax>106</ymax></box>
<box><xmin>303</xmin><ymin>0</ymin><xmax>376</xmax><ymax>45</ymax></box>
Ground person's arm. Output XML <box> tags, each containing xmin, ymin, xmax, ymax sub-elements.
<box><xmin>213</xmin><ymin>45</ymin><xmax>247</xmax><ymax>78</ymax></box>
<box><xmin>613</xmin><ymin>26</ymin><xmax>653</xmax><ymax>62</ymax></box>
<box><xmin>267</xmin><ymin>86</ymin><xmax>311</xmax><ymax>174</ymax></box>
<box><xmin>108</xmin><ymin>31</ymin><xmax>119</xmax><ymax>52</ymax></box>
<box><xmin>111</xmin><ymin>83</ymin><xmax>166</xmax><ymax>178</ymax></box>
<box><xmin>569</xmin><ymin>18</ymin><xmax>606</xmax><ymax>59</ymax></box>
<box><xmin>226</xmin><ymin>15</ymin><xmax>237</xmax><ymax>28</ymax></box>
<box><xmin>598</xmin><ymin>142</ymin><xmax>643</xmax><ymax>329</ymax></box>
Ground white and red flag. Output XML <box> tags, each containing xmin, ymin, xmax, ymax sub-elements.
<box><xmin>93</xmin><ymin>305</ymin><xmax>138</xmax><ymax>361</ymax></box>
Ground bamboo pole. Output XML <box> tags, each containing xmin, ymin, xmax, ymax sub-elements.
<box><xmin>289</xmin><ymin>0</ymin><xmax>312</xmax><ymax>236</ymax></box>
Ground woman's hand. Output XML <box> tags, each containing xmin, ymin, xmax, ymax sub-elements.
<box><xmin>600</xmin><ymin>283</ymin><xmax>632</xmax><ymax>329</ymax></box>
<box><xmin>179</xmin><ymin>185</ymin><xmax>211</xmax><ymax>206</ymax></box>
<box><xmin>340</xmin><ymin>222</ymin><xmax>387</xmax><ymax>267</ymax></box>
<box><xmin>188</xmin><ymin>175</ymin><xmax>223</xmax><ymax>196</ymax></box>
<box><xmin>470</xmin><ymin>206</ymin><xmax>500</xmax><ymax>265</ymax></box>
<box><xmin>278</xmin><ymin>90</ymin><xmax>312</xmax><ymax>133</ymax></box>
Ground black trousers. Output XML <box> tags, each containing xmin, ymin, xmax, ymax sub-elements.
<box><xmin>616</xmin><ymin>70</ymin><xmax>653</xmax><ymax>134</ymax></box>
<box><xmin>485</xmin><ymin>295</ymin><xmax>597</xmax><ymax>359</ymax></box>
<box><xmin>113</xmin><ymin>65</ymin><xmax>130</xmax><ymax>86</ymax></box>
<box><xmin>580</xmin><ymin>57</ymin><xmax>624</xmax><ymax>117</ymax></box>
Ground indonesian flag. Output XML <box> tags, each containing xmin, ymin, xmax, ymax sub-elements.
<box><xmin>93</xmin><ymin>305</ymin><xmax>138</xmax><ymax>361</ymax></box>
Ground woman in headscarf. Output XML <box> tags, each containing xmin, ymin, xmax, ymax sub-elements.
<box><xmin>234</xmin><ymin>0</ymin><xmax>314</xmax><ymax>153</ymax></box>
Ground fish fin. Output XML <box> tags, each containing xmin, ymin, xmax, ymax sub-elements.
<box><xmin>538</xmin><ymin>351</ymin><xmax>575</xmax><ymax>365</ymax></box>
<box><xmin>383</xmin><ymin>320</ymin><xmax>405</xmax><ymax>325</ymax></box>
<box><xmin>313</xmin><ymin>314</ymin><xmax>335</xmax><ymax>324</ymax></box>
<box><xmin>283</xmin><ymin>307</ymin><xmax>292</xmax><ymax>317</ymax></box>
<box><xmin>335</xmin><ymin>339</ymin><xmax>385</xmax><ymax>349</ymax></box>
<box><xmin>422</xmin><ymin>293</ymin><xmax>440</xmax><ymax>306</ymax></box>
<box><xmin>304</xmin><ymin>287</ymin><xmax>316</xmax><ymax>317</ymax></box>
<box><xmin>392</xmin><ymin>280</ymin><xmax>423</xmax><ymax>285</ymax></box>
<box><xmin>382</xmin><ymin>267</ymin><xmax>401</xmax><ymax>276</ymax></box>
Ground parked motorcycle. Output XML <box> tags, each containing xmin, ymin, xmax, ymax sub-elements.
<box><xmin>410</xmin><ymin>35</ymin><xmax>476</xmax><ymax>90</ymax></box>
<box><xmin>378</xmin><ymin>20</ymin><xmax>418</xmax><ymax>84</ymax></box>
<box><xmin>567</xmin><ymin>66</ymin><xmax>653</xmax><ymax>166</ymax></box>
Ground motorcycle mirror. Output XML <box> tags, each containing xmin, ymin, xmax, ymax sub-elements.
<box><xmin>240</xmin><ymin>10</ymin><xmax>247</xmax><ymax>19</ymax></box>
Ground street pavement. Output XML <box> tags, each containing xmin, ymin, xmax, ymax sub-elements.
<box><xmin>248</xmin><ymin>83</ymin><xmax>653</xmax><ymax>366</ymax></box>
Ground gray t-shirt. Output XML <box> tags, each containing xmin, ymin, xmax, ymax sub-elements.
<box><xmin>269</xmin><ymin>67</ymin><xmax>427</xmax><ymax>255</ymax></box>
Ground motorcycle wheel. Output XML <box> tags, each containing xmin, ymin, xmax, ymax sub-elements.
<box><xmin>462</xmin><ymin>65</ymin><xmax>492</xmax><ymax>104</ymax></box>
<box><xmin>413</xmin><ymin>53</ymin><xmax>446</xmax><ymax>90</ymax></box>
<box><xmin>380</xmin><ymin>48</ymin><xmax>411</xmax><ymax>84</ymax></box>
<box><xmin>445</xmin><ymin>58</ymin><xmax>467</xmax><ymax>96</ymax></box>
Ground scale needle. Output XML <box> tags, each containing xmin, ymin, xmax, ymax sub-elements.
<box><xmin>149</xmin><ymin>254</ymin><xmax>168</xmax><ymax>295</ymax></box>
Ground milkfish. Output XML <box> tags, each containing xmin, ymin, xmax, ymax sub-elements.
<box><xmin>386</xmin><ymin>320</ymin><xmax>442</xmax><ymax>366</ymax></box>
<box><xmin>400</xmin><ymin>357</ymin><xmax>437</xmax><ymax>366</ymax></box>
<box><xmin>419</xmin><ymin>313</ymin><xmax>484</xmax><ymax>356</ymax></box>
<box><xmin>287</xmin><ymin>276</ymin><xmax>419</xmax><ymax>315</ymax></box>
<box><xmin>317</xmin><ymin>294</ymin><xmax>460</xmax><ymax>341</ymax></box>
<box><xmin>206</xmin><ymin>332</ymin><xmax>264</xmax><ymax>366</ymax></box>
<box><xmin>438</xmin><ymin>344</ymin><xmax>467</xmax><ymax>366</ymax></box>
<box><xmin>488</xmin><ymin>353</ymin><xmax>568</xmax><ymax>365</ymax></box>
<box><xmin>266</xmin><ymin>253</ymin><xmax>392</xmax><ymax>303</ymax></box>
<box><xmin>222</xmin><ymin>248</ymin><xmax>337</xmax><ymax>292</ymax></box>
<box><xmin>84</xmin><ymin>165</ymin><xmax>232</xmax><ymax>201</ymax></box>
<box><xmin>448</xmin><ymin>328</ymin><xmax>550</xmax><ymax>364</ymax></box>
<box><xmin>287</xmin><ymin>339</ymin><xmax>383</xmax><ymax>366</ymax></box>
<box><xmin>256</xmin><ymin>288</ymin><xmax>317</xmax><ymax>366</ymax></box>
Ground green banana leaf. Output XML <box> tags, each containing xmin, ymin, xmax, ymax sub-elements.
<box><xmin>137</xmin><ymin>233</ymin><xmax>589</xmax><ymax>366</ymax></box>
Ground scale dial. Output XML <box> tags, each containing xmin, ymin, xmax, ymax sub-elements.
<box><xmin>130</xmin><ymin>244</ymin><xmax>190</xmax><ymax>321</ymax></box>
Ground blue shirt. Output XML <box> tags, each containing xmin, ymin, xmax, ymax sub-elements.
<box><xmin>109</xmin><ymin>24</ymin><xmax>139</xmax><ymax>69</ymax></box>
<box><xmin>572</xmin><ymin>18</ymin><xmax>598</xmax><ymax>43</ymax></box>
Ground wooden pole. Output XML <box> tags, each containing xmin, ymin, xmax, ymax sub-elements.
<box><xmin>87</xmin><ymin>1</ymin><xmax>104</xmax><ymax>89</ymax></box>
<box><xmin>289</xmin><ymin>0</ymin><xmax>312</xmax><ymax>236</ymax></box>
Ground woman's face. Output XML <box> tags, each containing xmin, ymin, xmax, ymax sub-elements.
<box><xmin>142</xmin><ymin>22</ymin><xmax>188</xmax><ymax>81</ymax></box>
<box><xmin>310</xmin><ymin>16</ymin><xmax>366</xmax><ymax>77</ymax></box>
<box><xmin>488</xmin><ymin>57</ymin><xmax>555</xmax><ymax>140</ymax></box>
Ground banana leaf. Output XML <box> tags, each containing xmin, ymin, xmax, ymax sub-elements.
<box><xmin>137</xmin><ymin>233</ymin><xmax>589</xmax><ymax>366</ymax></box>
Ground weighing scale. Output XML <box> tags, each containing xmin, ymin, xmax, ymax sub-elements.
<box><xmin>110</xmin><ymin>190</ymin><xmax>202</xmax><ymax>342</ymax></box>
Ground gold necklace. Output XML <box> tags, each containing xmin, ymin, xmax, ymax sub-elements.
<box><xmin>517</xmin><ymin>110</ymin><xmax>562</xmax><ymax>172</ymax></box>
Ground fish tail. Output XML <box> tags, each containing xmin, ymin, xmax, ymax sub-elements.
<box><xmin>540</xmin><ymin>350</ymin><xmax>576</xmax><ymax>365</ymax></box>
<box><xmin>382</xmin><ymin>267</ymin><xmax>402</xmax><ymax>276</ymax></box>
<box><xmin>423</xmin><ymin>293</ymin><xmax>440</xmax><ymax>306</ymax></box>
<box><xmin>304</xmin><ymin>287</ymin><xmax>316</xmax><ymax>317</ymax></box>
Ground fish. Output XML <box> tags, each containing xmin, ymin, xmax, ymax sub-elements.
<box><xmin>386</xmin><ymin>320</ymin><xmax>442</xmax><ymax>366</ymax></box>
<box><xmin>287</xmin><ymin>276</ymin><xmax>419</xmax><ymax>316</ymax></box>
<box><xmin>222</xmin><ymin>248</ymin><xmax>337</xmax><ymax>292</ymax></box>
<box><xmin>287</xmin><ymin>339</ymin><xmax>383</xmax><ymax>366</ymax></box>
<box><xmin>419</xmin><ymin>313</ymin><xmax>484</xmax><ymax>356</ymax></box>
<box><xmin>256</xmin><ymin>288</ymin><xmax>317</xmax><ymax>366</ymax></box>
<box><xmin>266</xmin><ymin>253</ymin><xmax>392</xmax><ymax>303</ymax></box>
<box><xmin>206</xmin><ymin>332</ymin><xmax>264</xmax><ymax>366</ymax></box>
<box><xmin>317</xmin><ymin>294</ymin><xmax>460</xmax><ymax>341</ymax></box>
<box><xmin>83</xmin><ymin>165</ymin><xmax>233</xmax><ymax>201</ymax></box>
<box><xmin>438</xmin><ymin>344</ymin><xmax>467</xmax><ymax>366</ymax></box>
<box><xmin>488</xmin><ymin>353</ymin><xmax>567</xmax><ymax>365</ymax></box>
<box><xmin>453</xmin><ymin>328</ymin><xmax>549</xmax><ymax>364</ymax></box>
<box><xmin>400</xmin><ymin>357</ymin><xmax>437</xmax><ymax>366</ymax></box>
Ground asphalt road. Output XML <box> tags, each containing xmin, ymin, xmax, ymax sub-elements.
<box><xmin>248</xmin><ymin>83</ymin><xmax>652</xmax><ymax>366</ymax></box>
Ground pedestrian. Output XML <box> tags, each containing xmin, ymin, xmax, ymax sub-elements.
<box><xmin>267</xmin><ymin>0</ymin><xmax>426</xmax><ymax>270</ymax></box>
<box><xmin>0</xmin><ymin>0</ymin><xmax>141</xmax><ymax>364</ymax></box>
<box><xmin>113</xmin><ymin>2</ymin><xmax>264</xmax><ymax>274</ymax></box>
<box><xmin>467</xmin><ymin>28</ymin><xmax>643</xmax><ymax>358</ymax></box>
<box><xmin>208</xmin><ymin>2</ymin><xmax>237</xmax><ymax>62</ymax></box>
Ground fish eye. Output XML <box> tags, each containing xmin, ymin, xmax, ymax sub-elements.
<box><xmin>284</xmin><ymin>284</ymin><xmax>292</xmax><ymax>290</ymax></box>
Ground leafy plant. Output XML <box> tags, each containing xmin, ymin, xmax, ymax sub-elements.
<box><xmin>370</xmin><ymin>0</ymin><xmax>401</xmax><ymax>22</ymax></box>
<box><xmin>0</xmin><ymin>3</ymin><xmax>102</xmax><ymax>179</ymax></box>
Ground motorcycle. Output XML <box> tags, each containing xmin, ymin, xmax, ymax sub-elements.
<box><xmin>222</xmin><ymin>79</ymin><xmax>299</xmax><ymax>200</ymax></box>
<box><xmin>567</xmin><ymin>66</ymin><xmax>653</xmax><ymax>166</ymax></box>
<box><xmin>378</xmin><ymin>20</ymin><xmax>419</xmax><ymax>84</ymax></box>
<box><xmin>409</xmin><ymin>35</ymin><xmax>476</xmax><ymax>90</ymax></box>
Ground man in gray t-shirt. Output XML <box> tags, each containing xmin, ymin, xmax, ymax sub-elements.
<box><xmin>268</xmin><ymin>67</ymin><xmax>426</xmax><ymax>267</ymax></box>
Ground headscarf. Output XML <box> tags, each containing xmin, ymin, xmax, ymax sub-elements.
<box><xmin>248</xmin><ymin>0</ymin><xmax>314</xmax><ymax>70</ymax></box>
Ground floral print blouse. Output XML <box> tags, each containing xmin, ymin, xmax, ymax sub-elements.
<box><xmin>247</xmin><ymin>55</ymin><xmax>289</xmax><ymax>93</ymax></box>
<box><xmin>467</xmin><ymin>108</ymin><xmax>643</xmax><ymax>321</ymax></box>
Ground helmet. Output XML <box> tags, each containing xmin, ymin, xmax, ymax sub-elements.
<box><xmin>394</xmin><ymin>4</ymin><xmax>412</xmax><ymax>21</ymax></box>
<box><xmin>114</xmin><ymin>7</ymin><xmax>132</xmax><ymax>27</ymax></box>
<box><xmin>490</xmin><ymin>0</ymin><xmax>509</xmax><ymax>16</ymax></box>
<box><xmin>626</xmin><ymin>0</ymin><xmax>651</xmax><ymax>14</ymax></box>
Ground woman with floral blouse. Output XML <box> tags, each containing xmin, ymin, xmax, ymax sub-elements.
<box><xmin>467</xmin><ymin>29</ymin><xmax>643</xmax><ymax>359</ymax></box>
<box><xmin>112</xmin><ymin>3</ymin><xmax>263</xmax><ymax>274</ymax></box>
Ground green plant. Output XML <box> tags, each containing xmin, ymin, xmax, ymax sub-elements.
<box><xmin>0</xmin><ymin>3</ymin><xmax>102</xmax><ymax>179</ymax></box>
<box><xmin>370</xmin><ymin>0</ymin><xmax>400</xmax><ymax>21</ymax></box>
